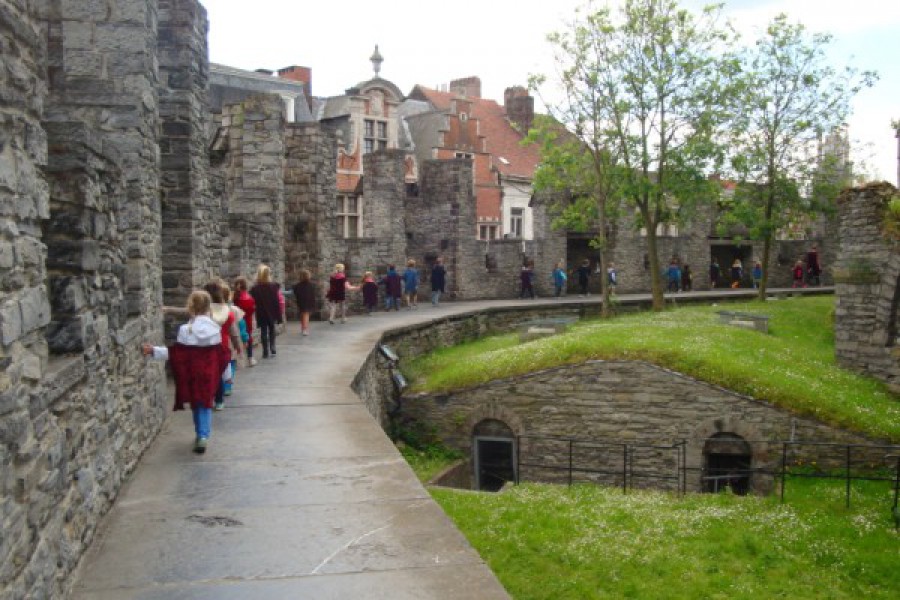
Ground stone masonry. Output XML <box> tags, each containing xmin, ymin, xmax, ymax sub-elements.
<box><xmin>834</xmin><ymin>181</ymin><xmax>900</xmax><ymax>391</ymax></box>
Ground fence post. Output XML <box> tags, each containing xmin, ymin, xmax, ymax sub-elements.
<box><xmin>622</xmin><ymin>444</ymin><xmax>628</xmax><ymax>494</ymax></box>
<box><xmin>846</xmin><ymin>445</ymin><xmax>852</xmax><ymax>509</ymax></box>
<box><xmin>780</xmin><ymin>442</ymin><xmax>788</xmax><ymax>503</ymax></box>
<box><xmin>568</xmin><ymin>440</ymin><xmax>573</xmax><ymax>487</ymax></box>
<box><xmin>515</xmin><ymin>435</ymin><xmax>520</xmax><ymax>485</ymax></box>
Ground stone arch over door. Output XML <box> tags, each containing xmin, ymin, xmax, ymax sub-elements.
<box><xmin>464</xmin><ymin>402</ymin><xmax>524</xmax><ymax>452</ymax></box>
<box><xmin>688</xmin><ymin>416</ymin><xmax>774</xmax><ymax>494</ymax></box>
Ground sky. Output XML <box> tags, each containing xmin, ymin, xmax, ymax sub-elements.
<box><xmin>204</xmin><ymin>0</ymin><xmax>899</xmax><ymax>183</ymax></box>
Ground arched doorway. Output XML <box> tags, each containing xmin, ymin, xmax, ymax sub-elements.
<box><xmin>473</xmin><ymin>419</ymin><xmax>516</xmax><ymax>492</ymax></box>
<box><xmin>703</xmin><ymin>432</ymin><xmax>753</xmax><ymax>495</ymax></box>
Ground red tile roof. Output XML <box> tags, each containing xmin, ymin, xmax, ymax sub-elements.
<box><xmin>410</xmin><ymin>86</ymin><xmax>541</xmax><ymax>180</ymax></box>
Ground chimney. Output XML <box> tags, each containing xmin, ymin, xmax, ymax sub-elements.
<box><xmin>504</xmin><ymin>86</ymin><xmax>534</xmax><ymax>134</ymax></box>
<box><xmin>449</xmin><ymin>76</ymin><xmax>481</xmax><ymax>99</ymax></box>
<box><xmin>278</xmin><ymin>65</ymin><xmax>313</xmax><ymax>108</ymax></box>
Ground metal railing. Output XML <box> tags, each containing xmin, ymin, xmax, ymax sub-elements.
<box><xmin>513</xmin><ymin>434</ymin><xmax>900</xmax><ymax>519</ymax></box>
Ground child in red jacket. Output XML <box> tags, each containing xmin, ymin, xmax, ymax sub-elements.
<box><xmin>143</xmin><ymin>291</ymin><xmax>230</xmax><ymax>454</ymax></box>
<box><xmin>233</xmin><ymin>276</ymin><xmax>257</xmax><ymax>366</ymax></box>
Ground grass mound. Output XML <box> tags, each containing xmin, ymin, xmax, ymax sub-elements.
<box><xmin>402</xmin><ymin>296</ymin><xmax>900</xmax><ymax>441</ymax></box>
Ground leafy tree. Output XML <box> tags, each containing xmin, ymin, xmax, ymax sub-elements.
<box><xmin>726</xmin><ymin>14</ymin><xmax>877</xmax><ymax>298</ymax></box>
<box><xmin>533</xmin><ymin>0</ymin><xmax>736</xmax><ymax>310</ymax></box>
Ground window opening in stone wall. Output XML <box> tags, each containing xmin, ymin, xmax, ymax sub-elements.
<box><xmin>885</xmin><ymin>272</ymin><xmax>900</xmax><ymax>346</ymax></box>
<box><xmin>336</xmin><ymin>194</ymin><xmax>361</xmax><ymax>239</ymax></box>
<box><xmin>702</xmin><ymin>432</ymin><xmax>753</xmax><ymax>495</ymax></box>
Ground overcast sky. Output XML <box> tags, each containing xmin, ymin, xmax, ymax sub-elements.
<box><xmin>205</xmin><ymin>0</ymin><xmax>899</xmax><ymax>182</ymax></box>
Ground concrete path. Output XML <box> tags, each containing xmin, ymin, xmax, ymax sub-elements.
<box><xmin>71</xmin><ymin>288</ymin><xmax>830</xmax><ymax>599</ymax></box>
<box><xmin>71</xmin><ymin>300</ymin><xmax>514</xmax><ymax>600</ymax></box>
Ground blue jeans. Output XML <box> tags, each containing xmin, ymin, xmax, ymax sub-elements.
<box><xmin>431</xmin><ymin>290</ymin><xmax>442</xmax><ymax>305</ymax></box>
<box><xmin>192</xmin><ymin>406</ymin><xmax>212</xmax><ymax>439</ymax></box>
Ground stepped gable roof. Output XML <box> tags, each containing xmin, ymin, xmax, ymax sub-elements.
<box><xmin>410</xmin><ymin>85</ymin><xmax>540</xmax><ymax>180</ymax></box>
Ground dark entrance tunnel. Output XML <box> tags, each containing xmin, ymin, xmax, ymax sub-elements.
<box><xmin>703</xmin><ymin>432</ymin><xmax>753</xmax><ymax>495</ymax></box>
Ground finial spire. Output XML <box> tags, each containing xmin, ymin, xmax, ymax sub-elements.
<box><xmin>370</xmin><ymin>44</ymin><xmax>383</xmax><ymax>76</ymax></box>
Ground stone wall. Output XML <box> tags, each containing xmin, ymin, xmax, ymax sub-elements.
<box><xmin>1</xmin><ymin>1</ymin><xmax>175</xmax><ymax>598</ymax></box>
<box><xmin>218</xmin><ymin>95</ymin><xmax>286</xmax><ymax>282</ymax></box>
<box><xmin>158</xmin><ymin>0</ymin><xmax>218</xmax><ymax>306</ymax></box>
<box><xmin>834</xmin><ymin>182</ymin><xmax>900</xmax><ymax>391</ymax></box>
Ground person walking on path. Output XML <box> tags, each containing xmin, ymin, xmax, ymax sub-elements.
<box><xmin>576</xmin><ymin>259</ymin><xmax>592</xmax><ymax>296</ymax></box>
<box><xmin>291</xmin><ymin>269</ymin><xmax>316</xmax><ymax>335</ymax></box>
<box><xmin>520</xmin><ymin>262</ymin><xmax>535</xmax><ymax>298</ymax></box>
<box><xmin>204</xmin><ymin>280</ymin><xmax>243</xmax><ymax>410</ymax></box>
<box><xmin>730</xmin><ymin>259</ymin><xmax>743</xmax><ymax>289</ymax></box>
<box><xmin>752</xmin><ymin>261</ymin><xmax>763</xmax><ymax>289</ymax></box>
<box><xmin>142</xmin><ymin>290</ymin><xmax>230</xmax><ymax>454</ymax></box>
<box><xmin>402</xmin><ymin>259</ymin><xmax>420</xmax><ymax>309</ymax></box>
<box><xmin>250</xmin><ymin>264</ymin><xmax>282</xmax><ymax>358</ymax></box>
<box><xmin>792</xmin><ymin>259</ymin><xmax>807</xmax><ymax>288</ymax></box>
<box><xmin>361</xmin><ymin>271</ymin><xmax>379</xmax><ymax>315</ymax></box>
<box><xmin>430</xmin><ymin>257</ymin><xmax>446</xmax><ymax>306</ymax></box>
<box><xmin>681</xmin><ymin>264</ymin><xmax>693</xmax><ymax>292</ymax></box>
<box><xmin>709</xmin><ymin>258</ymin><xmax>721</xmax><ymax>289</ymax></box>
<box><xmin>382</xmin><ymin>265</ymin><xmax>402</xmax><ymax>311</ymax></box>
<box><xmin>666</xmin><ymin>259</ymin><xmax>682</xmax><ymax>293</ymax></box>
<box><xmin>552</xmin><ymin>261</ymin><xmax>568</xmax><ymax>298</ymax></box>
<box><xmin>232</xmin><ymin>276</ymin><xmax>257</xmax><ymax>366</ymax></box>
<box><xmin>220</xmin><ymin>282</ymin><xmax>246</xmax><ymax>398</ymax></box>
<box><xmin>607</xmin><ymin>262</ymin><xmax>618</xmax><ymax>290</ymax></box>
<box><xmin>326</xmin><ymin>263</ymin><xmax>356</xmax><ymax>324</ymax></box>
<box><xmin>806</xmin><ymin>244</ymin><xmax>822</xmax><ymax>286</ymax></box>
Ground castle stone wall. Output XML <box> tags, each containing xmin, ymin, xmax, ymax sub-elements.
<box><xmin>834</xmin><ymin>182</ymin><xmax>900</xmax><ymax>391</ymax></box>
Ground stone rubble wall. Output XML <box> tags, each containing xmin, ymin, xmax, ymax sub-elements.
<box><xmin>834</xmin><ymin>182</ymin><xmax>900</xmax><ymax>390</ymax></box>
<box><xmin>1</xmin><ymin>1</ymin><xmax>174</xmax><ymax>598</ymax></box>
<box><xmin>218</xmin><ymin>95</ymin><xmax>286</xmax><ymax>283</ymax></box>
<box><xmin>158</xmin><ymin>0</ymin><xmax>218</xmax><ymax>306</ymax></box>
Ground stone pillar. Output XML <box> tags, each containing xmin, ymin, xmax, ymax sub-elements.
<box><xmin>158</xmin><ymin>0</ymin><xmax>216</xmax><ymax>305</ymax></box>
<box><xmin>222</xmin><ymin>95</ymin><xmax>286</xmax><ymax>282</ymax></box>
<box><xmin>284</xmin><ymin>123</ymin><xmax>337</xmax><ymax>288</ymax></box>
<box><xmin>834</xmin><ymin>182</ymin><xmax>900</xmax><ymax>391</ymax></box>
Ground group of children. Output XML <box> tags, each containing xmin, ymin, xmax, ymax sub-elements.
<box><xmin>324</xmin><ymin>259</ymin><xmax>440</xmax><ymax>324</ymax></box>
<box><xmin>142</xmin><ymin>264</ymin><xmax>285</xmax><ymax>454</ymax></box>
<box><xmin>521</xmin><ymin>259</ymin><xmax>618</xmax><ymax>298</ymax></box>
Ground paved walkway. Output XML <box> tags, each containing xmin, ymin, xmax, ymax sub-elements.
<box><xmin>71</xmin><ymin>288</ymin><xmax>831</xmax><ymax>599</ymax></box>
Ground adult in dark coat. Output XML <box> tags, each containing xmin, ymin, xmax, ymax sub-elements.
<box><xmin>430</xmin><ymin>257</ymin><xmax>446</xmax><ymax>306</ymax></box>
<box><xmin>249</xmin><ymin>264</ymin><xmax>282</xmax><ymax>358</ymax></box>
<box><xmin>806</xmin><ymin>244</ymin><xmax>822</xmax><ymax>286</ymax></box>
<box><xmin>291</xmin><ymin>269</ymin><xmax>316</xmax><ymax>336</ymax></box>
<box><xmin>709</xmin><ymin>259</ymin><xmax>721</xmax><ymax>289</ymax></box>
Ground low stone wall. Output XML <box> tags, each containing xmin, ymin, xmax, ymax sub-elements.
<box><xmin>351</xmin><ymin>298</ymin><xmax>894</xmax><ymax>496</ymax></box>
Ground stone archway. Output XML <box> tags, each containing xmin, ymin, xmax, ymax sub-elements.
<box><xmin>688</xmin><ymin>416</ymin><xmax>773</xmax><ymax>494</ymax></box>
<box><xmin>703</xmin><ymin>432</ymin><xmax>753</xmax><ymax>494</ymax></box>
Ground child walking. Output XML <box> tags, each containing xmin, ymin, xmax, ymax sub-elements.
<box><xmin>291</xmin><ymin>269</ymin><xmax>316</xmax><ymax>335</ymax></box>
<box><xmin>402</xmin><ymin>259</ymin><xmax>419</xmax><ymax>309</ymax></box>
<box><xmin>382</xmin><ymin>265</ymin><xmax>402</xmax><ymax>311</ymax></box>
<box><xmin>142</xmin><ymin>290</ymin><xmax>230</xmax><ymax>454</ymax></box>
<box><xmin>220</xmin><ymin>282</ymin><xmax>246</xmax><ymax>398</ymax></box>
<box><xmin>552</xmin><ymin>261</ymin><xmax>568</xmax><ymax>297</ymax></box>
<box><xmin>361</xmin><ymin>271</ymin><xmax>379</xmax><ymax>314</ymax></box>
<box><xmin>232</xmin><ymin>276</ymin><xmax>256</xmax><ymax>366</ymax></box>
<box><xmin>326</xmin><ymin>263</ymin><xmax>356</xmax><ymax>324</ymax></box>
<box><xmin>250</xmin><ymin>264</ymin><xmax>282</xmax><ymax>358</ymax></box>
<box><xmin>204</xmin><ymin>280</ymin><xmax>243</xmax><ymax>410</ymax></box>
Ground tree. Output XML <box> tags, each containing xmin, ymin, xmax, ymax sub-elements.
<box><xmin>726</xmin><ymin>14</ymin><xmax>877</xmax><ymax>299</ymax></box>
<box><xmin>533</xmin><ymin>0</ymin><xmax>736</xmax><ymax>310</ymax></box>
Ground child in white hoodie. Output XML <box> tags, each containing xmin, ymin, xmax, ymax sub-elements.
<box><xmin>143</xmin><ymin>291</ymin><xmax>230</xmax><ymax>454</ymax></box>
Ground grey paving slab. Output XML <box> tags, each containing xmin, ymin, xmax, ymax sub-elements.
<box><xmin>73</xmin><ymin>499</ymin><xmax>484</xmax><ymax>592</ymax></box>
<box><xmin>73</xmin><ymin>565</ymin><xmax>510</xmax><ymax>600</ymax></box>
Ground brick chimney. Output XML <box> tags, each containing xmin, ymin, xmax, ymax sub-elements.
<box><xmin>449</xmin><ymin>76</ymin><xmax>481</xmax><ymax>99</ymax></box>
<box><xmin>277</xmin><ymin>65</ymin><xmax>312</xmax><ymax>108</ymax></box>
<box><xmin>504</xmin><ymin>86</ymin><xmax>534</xmax><ymax>134</ymax></box>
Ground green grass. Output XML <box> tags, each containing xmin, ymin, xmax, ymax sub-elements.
<box><xmin>430</xmin><ymin>480</ymin><xmax>900</xmax><ymax>599</ymax></box>
<box><xmin>402</xmin><ymin>296</ymin><xmax>900</xmax><ymax>441</ymax></box>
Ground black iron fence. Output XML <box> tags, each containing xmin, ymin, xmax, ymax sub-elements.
<box><xmin>515</xmin><ymin>435</ymin><xmax>900</xmax><ymax>522</ymax></box>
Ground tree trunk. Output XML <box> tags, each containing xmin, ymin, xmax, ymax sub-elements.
<box><xmin>597</xmin><ymin>195</ymin><xmax>611</xmax><ymax>318</ymax></box>
<box><xmin>643</xmin><ymin>213</ymin><xmax>665</xmax><ymax>310</ymax></box>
